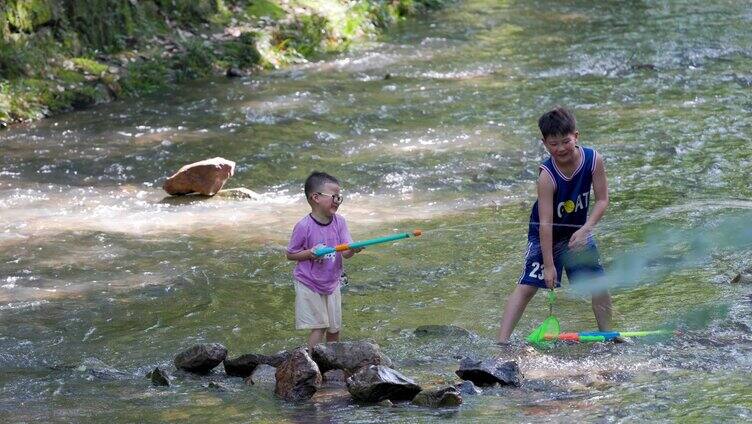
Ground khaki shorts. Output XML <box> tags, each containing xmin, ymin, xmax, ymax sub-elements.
<box><xmin>294</xmin><ymin>280</ymin><xmax>341</xmax><ymax>332</ymax></box>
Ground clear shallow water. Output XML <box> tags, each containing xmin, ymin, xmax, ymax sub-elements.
<box><xmin>1</xmin><ymin>0</ymin><xmax>752</xmax><ymax>422</ymax></box>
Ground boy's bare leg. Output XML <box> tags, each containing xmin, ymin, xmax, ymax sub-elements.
<box><xmin>591</xmin><ymin>291</ymin><xmax>613</xmax><ymax>331</ymax></box>
<box><xmin>307</xmin><ymin>328</ymin><xmax>326</xmax><ymax>351</ymax></box>
<box><xmin>497</xmin><ymin>284</ymin><xmax>539</xmax><ymax>343</ymax></box>
<box><xmin>326</xmin><ymin>331</ymin><xmax>339</xmax><ymax>342</ymax></box>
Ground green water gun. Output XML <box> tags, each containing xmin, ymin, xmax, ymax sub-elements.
<box><xmin>313</xmin><ymin>230</ymin><xmax>422</xmax><ymax>257</ymax></box>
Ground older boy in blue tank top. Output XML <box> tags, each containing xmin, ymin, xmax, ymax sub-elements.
<box><xmin>497</xmin><ymin>107</ymin><xmax>613</xmax><ymax>343</ymax></box>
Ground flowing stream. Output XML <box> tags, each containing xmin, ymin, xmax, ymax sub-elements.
<box><xmin>1</xmin><ymin>0</ymin><xmax>751</xmax><ymax>422</ymax></box>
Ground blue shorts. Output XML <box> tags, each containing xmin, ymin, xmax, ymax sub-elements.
<box><xmin>518</xmin><ymin>238</ymin><xmax>604</xmax><ymax>288</ymax></box>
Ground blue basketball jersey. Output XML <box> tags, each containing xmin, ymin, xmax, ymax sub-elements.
<box><xmin>528</xmin><ymin>146</ymin><xmax>598</xmax><ymax>242</ymax></box>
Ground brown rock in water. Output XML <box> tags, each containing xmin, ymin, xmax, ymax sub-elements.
<box><xmin>163</xmin><ymin>157</ymin><xmax>235</xmax><ymax>196</ymax></box>
<box><xmin>412</xmin><ymin>386</ymin><xmax>463</xmax><ymax>408</ymax></box>
<box><xmin>174</xmin><ymin>343</ymin><xmax>228</xmax><ymax>374</ymax></box>
<box><xmin>346</xmin><ymin>365</ymin><xmax>421</xmax><ymax>403</ymax></box>
<box><xmin>274</xmin><ymin>348</ymin><xmax>322</xmax><ymax>402</ymax></box>
<box><xmin>311</xmin><ymin>341</ymin><xmax>392</xmax><ymax>375</ymax></box>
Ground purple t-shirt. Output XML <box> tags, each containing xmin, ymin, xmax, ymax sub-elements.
<box><xmin>287</xmin><ymin>214</ymin><xmax>353</xmax><ymax>295</ymax></box>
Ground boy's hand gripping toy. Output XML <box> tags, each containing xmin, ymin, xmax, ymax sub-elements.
<box><xmin>526</xmin><ymin>289</ymin><xmax>560</xmax><ymax>344</ymax></box>
<box><xmin>313</xmin><ymin>230</ymin><xmax>422</xmax><ymax>257</ymax></box>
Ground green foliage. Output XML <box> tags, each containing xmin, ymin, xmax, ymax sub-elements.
<box><xmin>153</xmin><ymin>0</ymin><xmax>224</xmax><ymax>26</ymax></box>
<box><xmin>120</xmin><ymin>60</ymin><xmax>170</xmax><ymax>96</ymax></box>
<box><xmin>222</xmin><ymin>31</ymin><xmax>261</xmax><ymax>68</ymax></box>
<box><xmin>174</xmin><ymin>39</ymin><xmax>215</xmax><ymax>82</ymax></box>
<box><xmin>246</xmin><ymin>0</ymin><xmax>285</xmax><ymax>20</ymax></box>
<box><xmin>0</xmin><ymin>0</ymin><xmax>449</xmax><ymax>125</ymax></box>
<box><xmin>62</xmin><ymin>0</ymin><xmax>140</xmax><ymax>52</ymax></box>
<box><xmin>3</xmin><ymin>0</ymin><xmax>57</xmax><ymax>33</ymax></box>
<box><xmin>281</xmin><ymin>13</ymin><xmax>329</xmax><ymax>58</ymax></box>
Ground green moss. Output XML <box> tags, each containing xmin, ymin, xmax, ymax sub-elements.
<box><xmin>55</xmin><ymin>69</ymin><xmax>85</xmax><ymax>83</ymax></box>
<box><xmin>71</xmin><ymin>57</ymin><xmax>108</xmax><ymax>75</ymax></box>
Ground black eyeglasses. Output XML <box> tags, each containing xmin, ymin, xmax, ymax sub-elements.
<box><xmin>315</xmin><ymin>192</ymin><xmax>343</xmax><ymax>204</ymax></box>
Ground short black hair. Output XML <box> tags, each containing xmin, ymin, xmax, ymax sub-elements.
<box><xmin>304</xmin><ymin>171</ymin><xmax>339</xmax><ymax>198</ymax></box>
<box><xmin>538</xmin><ymin>106</ymin><xmax>577</xmax><ymax>139</ymax></box>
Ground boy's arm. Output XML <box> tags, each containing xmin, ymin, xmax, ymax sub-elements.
<box><xmin>286</xmin><ymin>249</ymin><xmax>316</xmax><ymax>261</ymax></box>
<box><xmin>286</xmin><ymin>221</ymin><xmax>315</xmax><ymax>261</ymax></box>
<box><xmin>570</xmin><ymin>154</ymin><xmax>609</xmax><ymax>247</ymax></box>
<box><xmin>537</xmin><ymin>171</ymin><xmax>557</xmax><ymax>289</ymax></box>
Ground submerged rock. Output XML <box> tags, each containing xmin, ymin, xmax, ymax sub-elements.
<box><xmin>78</xmin><ymin>357</ymin><xmax>128</xmax><ymax>380</ymax></box>
<box><xmin>731</xmin><ymin>273</ymin><xmax>752</xmax><ymax>284</ymax></box>
<box><xmin>346</xmin><ymin>365</ymin><xmax>422</xmax><ymax>403</ymax></box>
<box><xmin>251</xmin><ymin>364</ymin><xmax>278</xmax><ymax>384</ymax></box>
<box><xmin>414</xmin><ymin>324</ymin><xmax>472</xmax><ymax>338</ymax></box>
<box><xmin>311</xmin><ymin>341</ymin><xmax>392</xmax><ymax>375</ymax></box>
<box><xmin>147</xmin><ymin>367</ymin><xmax>170</xmax><ymax>387</ymax></box>
<box><xmin>163</xmin><ymin>157</ymin><xmax>235</xmax><ymax>196</ymax></box>
<box><xmin>274</xmin><ymin>348</ymin><xmax>322</xmax><ymax>402</ymax></box>
<box><xmin>215</xmin><ymin>187</ymin><xmax>261</xmax><ymax>200</ymax></box>
<box><xmin>174</xmin><ymin>343</ymin><xmax>228</xmax><ymax>374</ymax></box>
<box><xmin>455</xmin><ymin>357</ymin><xmax>522</xmax><ymax>387</ymax></box>
<box><xmin>412</xmin><ymin>386</ymin><xmax>463</xmax><ymax>408</ymax></box>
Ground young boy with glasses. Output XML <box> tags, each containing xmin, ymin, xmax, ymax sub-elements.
<box><xmin>286</xmin><ymin>171</ymin><xmax>363</xmax><ymax>350</ymax></box>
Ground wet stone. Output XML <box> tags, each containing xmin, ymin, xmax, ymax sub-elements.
<box><xmin>311</xmin><ymin>341</ymin><xmax>392</xmax><ymax>375</ymax></box>
<box><xmin>322</xmin><ymin>369</ymin><xmax>347</xmax><ymax>387</ymax></box>
<box><xmin>455</xmin><ymin>357</ymin><xmax>522</xmax><ymax>387</ymax></box>
<box><xmin>225</xmin><ymin>350</ymin><xmax>292</xmax><ymax>379</ymax></box>
<box><xmin>412</xmin><ymin>386</ymin><xmax>463</xmax><ymax>408</ymax></box>
<box><xmin>147</xmin><ymin>367</ymin><xmax>170</xmax><ymax>387</ymax></box>
<box><xmin>174</xmin><ymin>343</ymin><xmax>228</xmax><ymax>374</ymax></box>
<box><xmin>224</xmin><ymin>353</ymin><xmax>262</xmax><ymax>378</ymax></box>
<box><xmin>346</xmin><ymin>365</ymin><xmax>422</xmax><ymax>403</ymax></box>
<box><xmin>455</xmin><ymin>380</ymin><xmax>481</xmax><ymax>395</ymax></box>
<box><xmin>274</xmin><ymin>348</ymin><xmax>322</xmax><ymax>402</ymax></box>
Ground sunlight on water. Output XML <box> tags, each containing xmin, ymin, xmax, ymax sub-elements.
<box><xmin>1</xmin><ymin>0</ymin><xmax>751</xmax><ymax>422</ymax></box>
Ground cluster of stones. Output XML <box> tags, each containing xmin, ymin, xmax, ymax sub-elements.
<box><xmin>157</xmin><ymin>340</ymin><xmax>522</xmax><ymax>408</ymax></box>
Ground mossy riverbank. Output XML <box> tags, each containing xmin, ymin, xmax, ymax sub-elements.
<box><xmin>0</xmin><ymin>0</ymin><xmax>448</xmax><ymax>127</ymax></box>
